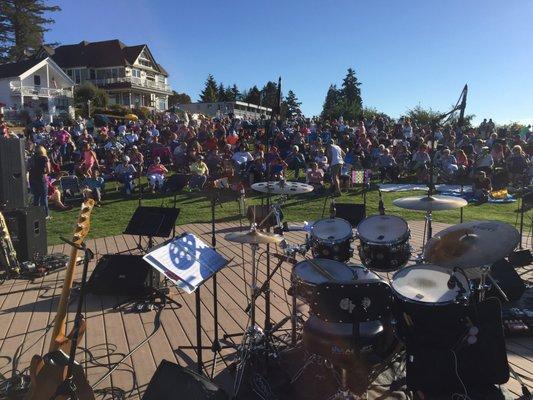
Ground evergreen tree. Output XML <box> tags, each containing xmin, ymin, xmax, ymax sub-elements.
<box><xmin>321</xmin><ymin>84</ymin><xmax>341</xmax><ymax>119</ymax></box>
<box><xmin>217</xmin><ymin>83</ymin><xmax>227</xmax><ymax>102</ymax></box>
<box><xmin>341</xmin><ymin>67</ymin><xmax>363</xmax><ymax>119</ymax></box>
<box><xmin>226</xmin><ymin>84</ymin><xmax>240</xmax><ymax>101</ymax></box>
<box><xmin>283</xmin><ymin>90</ymin><xmax>302</xmax><ymax>120</ymax></box>
<box><xmin>199</xmin><ymin>74</ymin><xmax>218</xmax><ymax>102</ymax></box>
<box><xmin>244</xmin><ymin>85</ymin><xmax>261</xmax><ymax>105</ymax></box>
<box><xmin>0</xmin><ymin>0</ymin><xmax>61</xmax><ymax>62</ymax></box>
<box><xmin>261</xmin><ymin>81</ymin><xmax>279</xmax><ymax>109</ymax></box>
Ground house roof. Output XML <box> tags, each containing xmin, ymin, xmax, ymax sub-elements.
<box><xmin>0</xmin><ymin>58</ymin><xmax>43</xmax><ymax>79</ymax></box>
<box><xmin>46</xmin><ymin>39</ymin><xmax>168</xmax><ymax>76</ymax></box>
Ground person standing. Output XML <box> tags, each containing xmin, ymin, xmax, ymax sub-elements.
<box><xmin>28</xmin><ymin>145</ymin><xmax>51</xmax><ymax>219</ymax></box>
<box><xmin>327</xmin><ymin>140</ymin><xmax>345</xmax><ymax>196</ymax></box>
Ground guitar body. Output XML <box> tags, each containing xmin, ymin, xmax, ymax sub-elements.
<box><xmin>26</xmin><ymin>353</ymin><xmax>94</xmax><ymax>400</ymax></box>
<box><xmin>25</xmin><ymin>200</ymin><xmax>96</xmax><ymax>400</ymax></box>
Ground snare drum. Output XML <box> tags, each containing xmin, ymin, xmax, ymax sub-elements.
<box><xmin>357</xmin><ymin>215</ymin><xmax>411</xmax><ymax>271</ymax></box>
<box><xmin>310</xmin><ymin>218</ymin><xmax>353</xmax><ymax>262</ymax></box>
<box><xmin>391</xmin><ymin>264</ymin><xmax>472</xmax><ymax>346</ymax></box>
<box><xmin>291</xmin><ymin>259</ymin><xmax>379</xmax><ymax>304</ymax></box>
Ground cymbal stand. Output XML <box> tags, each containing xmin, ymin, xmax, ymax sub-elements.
<box><xmin>478</xmin><ymin>265</ymin><xmax>509</xmax><ymax>303</ymax></box>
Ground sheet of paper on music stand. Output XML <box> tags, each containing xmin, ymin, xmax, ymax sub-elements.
<box><xmin>143</xmin><ymin>233</ymin><xmax>228</xmax><ymax>294</ymax></box>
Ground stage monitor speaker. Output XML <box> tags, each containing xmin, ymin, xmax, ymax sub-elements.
<box><xmin>247</xmin><ymin>204</ymin><xmax>283</xmax><ymax>229</ymax></box>
<box><xmin>405</xmin><ymin>297</ymin><xmax>509</xmax><ymax>395</ymax></box>
<box><xmin>4</xmin><ymin>206</ymin><xmax>47</xmax><ymax>262</ymax></box>
<box><xmin>88</xmin><ymin>254</ymin><xmax>161</xmax><ymax>296</ymax></box>
<box><xmin>142</xmin><ymin>360</ymin><xmax>228</xmax><ymax>400</ymax></box>
<box><xmin>490</xmin><ymin>259</ymin><xmax>526</xmax><ymax>302</ymax></box>
<box><xmin>123</xmin><ymin>206</ymin><xmax>180</xmax><ymax>238</ymax></box>
<box><xmin>0</xmin><ymin>137</ymin><xmax>28</xmax><ymax>211</ymax></box>
<box><xmin>334</xmin><ymin>203</ymin><xmax>366</xmax><ymax>227</ymax></box>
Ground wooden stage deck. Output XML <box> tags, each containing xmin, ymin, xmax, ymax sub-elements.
<box><xmin>0</xmin><ymin>220</ymin><xmax>531</xmax><ymax>399</ymax></box>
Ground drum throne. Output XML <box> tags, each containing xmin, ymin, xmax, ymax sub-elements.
<box><xmin>292</xmin><ymin>281</ymin><xmax>398</xmax><ymax>399</ymax></box>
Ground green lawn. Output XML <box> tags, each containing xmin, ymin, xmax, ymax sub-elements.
<box><xmin>46</xmin><ymin>177</ymin><xmax>523</xmax><ymax>246</ymax></box>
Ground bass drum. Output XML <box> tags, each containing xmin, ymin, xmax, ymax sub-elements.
<box><xmin>357</xmin><ymin>215</ymin><xmax>411</xmax><ymax>272</ymax></box>
<box><xmin>391</xmin><ymin>264</ymin><xmax>472</xmax><ymax>347</ymax></box>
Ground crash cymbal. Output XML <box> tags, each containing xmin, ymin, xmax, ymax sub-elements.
<box><xmin>225</xmin><ymin>230</ymin><xmax>284</xmax><ymax>245</ymax></box>
<box><xmin>393</xmin><ymin>195</ymin><xmax>468</xmax><ymax>211</ymax></box>
<box><xmin>423</xmin><ymin>220</ymin><xmax>520</xmax><ymax>269</ymax></box>
<box><xmin>251</xmin><ymin>181</ymin><xmax>314</xmax><ymax>195</ymax></box>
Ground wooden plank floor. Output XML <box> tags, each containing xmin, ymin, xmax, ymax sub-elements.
<box><xmin>0</xmin><ymin>220</ymin><xmax>531</xmax><ymax>399</ymax></box>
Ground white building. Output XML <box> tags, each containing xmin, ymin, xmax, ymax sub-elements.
<box><xmin>37</xmin><ymin>40</ymin><xmax>172</xmax><ymax>112</ymax></box>
<box><xmin>0</xmin><ymin>57</ymin><xmax>75</xmax><ymax>122</ymax></box>
<box><xmin>179</xmin><ymin>101</ymin><xmax>272</xmax><ymax>119</ymax></box>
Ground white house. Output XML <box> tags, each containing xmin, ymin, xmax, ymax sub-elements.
<box><xmin>0</xmin><ymin>56</ymin><xmax>75</xmax><ymax>122</ymax></box>
<box><xmin>179</xmin><ymin>101</ymin><xmax>272</xmax><ymax>119</ymax></box>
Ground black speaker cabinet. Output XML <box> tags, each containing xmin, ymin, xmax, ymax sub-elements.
<box><xmin>4</xmin><ymin>206</ymin><xmax>47</xmax><ymax>262</ymax></box>
<box><xmin>142</xmin><ymin>360</ymin><xmax>228</xmax><ymax>400</ymax></box>
<box><xmin>0</xmin><ymin>137</ymin><xmax>28</xmax><ymax>211</ymax></box>
<box><xmin>88</xmin><ymin>254</ymin><xmax>161</xmax><ymax>296</ymax></box>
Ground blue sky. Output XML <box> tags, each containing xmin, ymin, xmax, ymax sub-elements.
<box><xmin>45</xmin><ymin>0</ymin><xmax>532</xmax><ymax>124</ymax></box>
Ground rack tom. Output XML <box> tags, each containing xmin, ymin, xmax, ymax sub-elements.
<box><xmin>310</xmin><ymin>218</ymin><xmax>353</xmax><ymax>262</ymax></box>
<box><xmin>357</xmin><ymin>215</ymin><xmax>411</xmax><ymax>272</ymax></box>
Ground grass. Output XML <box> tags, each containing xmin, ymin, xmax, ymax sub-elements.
<box><xmin>46</xmin><ymin>174</ymin><xmax>524</xmax><ymax>246</ymax></box>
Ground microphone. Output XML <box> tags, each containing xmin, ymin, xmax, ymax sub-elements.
<box><xmin>330</xmin><ymin>198</ymin><xmax>336</xmax><ymax>218</ymax></box>
<box><xmin>378</xmin><ymin>190</ymin><xmax>385</xmax><ymax>215</ymax></box>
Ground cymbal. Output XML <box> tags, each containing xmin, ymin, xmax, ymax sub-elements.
<box><xmin>251</xmin><ymin>181</ymin><xmax>314</xmax><ymax>195</ymax></box>
<box><xmin>225</xmin><ymin>230</ymin><xmax>284</xmax><ymax>245</ymax></box>
<box><xmin>393</xmin><ymin>195</ymin><xmax>468</xmax><ymax>211</ymax></box>
<box><xmin>423</xmin><ymin>220</ymin><xmax>520</xmax><ymax>269</ymax></box>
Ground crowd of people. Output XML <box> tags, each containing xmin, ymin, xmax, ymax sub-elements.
<box><xmin>1</xmin><ymin>110</ymin><xmax>532</xmax><ymax>218</ymax></box>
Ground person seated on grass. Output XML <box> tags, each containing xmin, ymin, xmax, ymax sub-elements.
<box><xmin>248</xmin><ymin>156</ymin><xmax>266</xmax><ymax>185</ymax></box>
<box><xmin>47</xmin><ymin>176</ymin><xmax>71</xmax><ymax>211</ymax></box>
<box><xmin>80</xmin><ymin>169</ymin><xmax>105</xmax><ymax>206</ymax></box>
<box><xmin>189</xmin><ymin>155</ymin><xmax>209</xmax><ymax>190</ymax></box>
<box><xmin>377</xmin><ymin>148</ymin><xmax>398</xmax><ymax>182</ymax></box>
<box><xmin>440</xmin><ymin>148</ymin><xmax>459</xmax><ymax>176</ymax></box>
<box><xmin>129</xmin><ymin>145</ymin><xmax>144</xmax><ymax>174</ymax></box>
<box><xmin>270</xmin><ymin>155</ymin><xmax>288</xmax><ymax>180</ymax></box>
<box><xmin>475</xmin><ymin>146</ymin><xmax>494</xmax><ymax>174</ymax></box>
<box><xmin>114</xmin><ymin>155</ymin><xmax>137</xmax><ymax>196</ymax></box>
<box><xmin>307</xmin><ymin>162</ymin><xmax>325</xmax><ymax>193</ymax></box>
<box><xmin>472</xmin><ymin>170</ymin><xmax>492</xmax><ymax>204</ymax></box>
<box><xmin>232</xmin><ymin>143</ymin><xmax>254</xmax><ymax>176</ymax></box>
<box><xmin>147</xmin><ymin>156</ymin><xmax>169</xmax><ymax>192</ymax></box>
<box><xmin>314</xmin><ymin>147</ymin><xmax>329</xmax><ymax>171</ymax></box>
<box><xmin>410</xmin><ymin>144</ymin><xmax>431</xmax><ymax>181</ymax></box>
<box><xmin>506</xmin><ymin>145</ymin><xmax>529</xmax><ymax>185</ymax></box>
<box><xmin>286</xmin><ymin>145</ymin><xmax>307</xmax><ymax>180</ymax></box>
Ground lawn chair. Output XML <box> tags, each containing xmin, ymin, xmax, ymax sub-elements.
<box><xmin>59</xmin><ymin>175</ymin><xmax>83</xmax><ymax>203</ymax></box>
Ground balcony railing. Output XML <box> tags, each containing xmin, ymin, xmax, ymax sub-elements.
<box><xmin>9</xmin><ymin>81</ymin><xmax>73</xmax><ymax>98</ymax></box>
<box><xmin>89</xmin><ymin>76</ymin><xmax>171</xmax><ymax>92</ymax></box>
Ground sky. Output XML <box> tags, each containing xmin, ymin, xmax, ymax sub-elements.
<box><xmin>44</xmin><ymin>0</ymin><xmax>533</xmax><ymax>124</ymax></box>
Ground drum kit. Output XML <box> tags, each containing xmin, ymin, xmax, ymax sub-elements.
<box><xmin>224</xmin><ymin>181</ymin><xmax>520</xmax><ymax>399</ymax></box>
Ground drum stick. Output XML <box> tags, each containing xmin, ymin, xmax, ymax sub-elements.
<box><xmin>303</xmin><ymin>255</ymin><xmax>337</xmax><ymax>281</ymax></box>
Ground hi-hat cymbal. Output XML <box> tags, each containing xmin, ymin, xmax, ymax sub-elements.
<box><xmin>251</xmin><ymin>181</ymin><xmax>314</xmax><ymax>195</ymax></box>
<box><xmin>393</xmin><ymin>195</ymin><xmax>468</xmax><ymax>211</ymax></box>
<box><xmin>225</xmin><ymin>230</ymin><xmax>284</xmax><ymax>245</ymax></box>
<box><xmin>423</xmin><ymin>220</ymin><xmax>520</xmax><ymax>269</ymax></box>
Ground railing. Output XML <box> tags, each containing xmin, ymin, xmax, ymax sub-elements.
<box><xmin>9</xmin><ymin>81</ymin><xmax>74</xmax><ymax>98</ymax></box>
<box><xmin>89</xmin><ymin>76</ymin><xmax>171</xmax><ymax>92</ymax></box>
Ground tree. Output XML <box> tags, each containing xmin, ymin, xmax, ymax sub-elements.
<box><xmin>199</xmin><ymin>74</ymin><xmax>218</xmax><ymax>102</ymax></box>
<box><xmin>321</xmin><ymin>84</ymin><xmax>341</xmax><ymax>119</ymax></box>
<box><xmin>230</xmin><ymin>84</ymin><xmax>241</xmax><ymax>101</ymax></box>
<box><xmin>283</xmin><ymin>90</ymin><xmax>302</xmax><ymax>120</ymax></box>
<box><xmin>168</xmin><ymin>91</ymin><xmax>191</xmax><ymax>107</ymax></box>
<box><xmin>74</xmin><ymin>82</ymin><xmax>109</xmax><ymax>109</ymax></box>
<box><xmin>261</xmin><ymin>81</ymin><xmax>279</xmax><ymax>109</ymax></box>
<box><xmin>217</xmin><ymin>83</ymin><xmax>228</xmax><ymax>102</ymax></box>
<box><xmin>0</xmin><ymin>0</ymin><xmax>61</xmax><ymax>62</ymax></box>
<box><xmin>405</xmin><ymin>105</ymin><xmax>442</xmax><ymax>128</ymax></box>
<box><xmin>340</xmin><ymin>67</ymin><xmax>363</xmax><ymax>120</ymax></box>
<box><xmin>244</xmin><ymin>85</ymin><xmax>261</xmax><ymax>105</ymax></box>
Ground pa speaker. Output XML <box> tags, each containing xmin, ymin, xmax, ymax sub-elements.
<box><xmin>88</xmin><ymin>254</ymin><xmax>161</xmax><ymax>296</ymax></box>
<box><xmin>0</xmin><ymin>137</ymin><xmax>28</xmax><ymax>211</ymax></box>
<box><xmin>4</xmin><ymin>206</ymin><xmax>47</xmax><ymax>261</ymax></box>
<box><xmin>142</xmin><ymin>360</ymin><xmax>228</xmax><ymax>400</ymax></box>
<box><xmin>490</xmin><ymin>259</ymin><xmax>526</xmax><ymax>302</ymax></box>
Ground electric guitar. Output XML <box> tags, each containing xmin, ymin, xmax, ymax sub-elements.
<box><xmin>25</xmin><ymin>199</ymin><xmax>96</xmax><ymax>400</ymax></box>
<box><xmin>0</xmin><ymin>211</ymin><xmax>20</xmax><ymax>276</ymax></box>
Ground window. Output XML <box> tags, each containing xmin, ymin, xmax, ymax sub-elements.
<box><xmin>157</xmin><ymin>75</ymin><xmax>165</xmax><ymax>83</ymax></box>
<box><xmin>33</xmin><ymin>75</ymin><xmax>41</xmax><ymax>86</ymax></box>
<box><xmin>73</xmin><ymin>69</ymin><xmax>82</xmax><ymax>84</ymax></box>
<box><xmin>131</xmin><ymin>69</ymin><xmax>141</xmax><ymax>78</ymax></box>
<box><xmin>89</xmin><ymin>69</ymin><xmax>95</xmax><ymax>79</ymax></box>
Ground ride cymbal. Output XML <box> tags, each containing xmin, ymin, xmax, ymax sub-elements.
<box><xmin>393</xmin><ymin>195</ymin><xmax>468</xmax><ymax>211</ymax></box>
<box><xmin>225</xmin><ymin>230</ymin><xmax>284</xmax><ymax>245</ymax></box>
<box><xmin>423</xmin><ymin>220</ymin><xmax>520</xmax><ymax>269</ymax></box>
<box><xmin>251</xmin><ymin>181</ymin><xmax>314</xmax><ymax>195</ymax></box>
